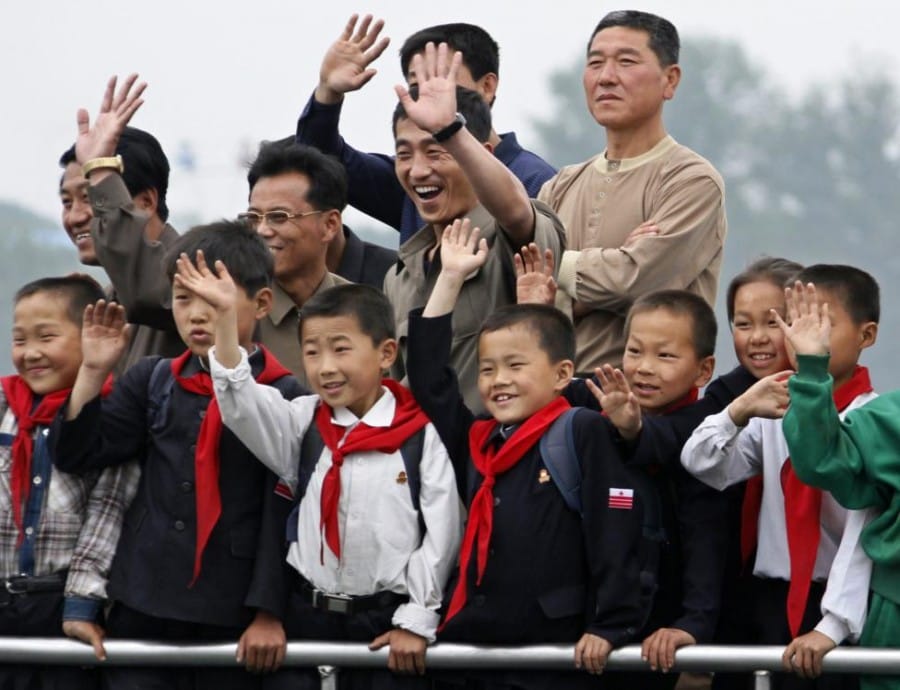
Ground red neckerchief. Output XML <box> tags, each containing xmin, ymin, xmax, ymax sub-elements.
<box><xmin>440</xmin><ymin>396</ymin><xmax>571</xmax><ymax>630</ymax></box>
<box><xmin>781</xmin><ymin>365</ymin><xmax>872</xmax><ymax>637</ymax></box>
<box><xmin>171</xmin><ymin>346</ymin><xmax>292</xmax><ymax>586</ymax></box>
<box><xmin>1</xmin><ymin>374</ymin><xmax>112</xmax><ymax>545</ymax></box>
<box><xmin>316</xmin><ymin>379</ymin><xmax>429</xmax><ymax>563</ymax></box>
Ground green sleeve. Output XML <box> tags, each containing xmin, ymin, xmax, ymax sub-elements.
<box><xmin>782</xmin><ymin>355</ymin><xmax>886</xmax><ymax>510</ymax></box>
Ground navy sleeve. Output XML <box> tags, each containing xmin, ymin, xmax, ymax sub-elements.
<box><xmin>406</xmin><ymin>308</ymin><xmax>476</xmax><ymax>499</ymax></box>
<box><xmin>295</xmin><ymin>93</ymin><xmax>407</xmax><ymax>232</ymax></box>
<box><xmin>49</xmin><ymin>357</ymin><xmax>158</xmax><ymax>474</ymax></box>
<box><xmin>575</xmin><ymin>409</ymin><xmax>647</xmax><ymax>647</ymax></box>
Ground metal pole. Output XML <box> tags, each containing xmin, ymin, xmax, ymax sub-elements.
<box><xmin>753</xmin><ymin>670</ymin><xmax>772</xmax><ymax>690</ymax></box>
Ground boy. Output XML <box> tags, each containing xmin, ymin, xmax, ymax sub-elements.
<box><xmin>405</xmin><ymin>220</ymin><xmax>647</xmax><ymax>690</ymax></box>
<box><xmin>781</xmin><ymin>280</ymin><xmax>896</xmax><ymax>690</ymax></box>
<box><xmin>194</xmin><ymin>270</ymin><xmax>461</xmax><ymax>687</ymax></box>
<box><xmin>681</xmin><ymin>264</ymin><xmax>878</xmax><ymax>689</ymax></box>
<box><xmin>48</xmin><ymin>222</ymin><xmax>303</xmax><ymax>689</ymax></box>
<box><xmin>1</xmin><ymin>275</ymin><xmax>136</xmax><ymax>689</ymax></box>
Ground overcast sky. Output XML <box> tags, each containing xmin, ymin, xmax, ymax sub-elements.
<box><xmin>4</xmin><ymin>0</ymin><xmax>899</xmax><ymax>230</ymax></box>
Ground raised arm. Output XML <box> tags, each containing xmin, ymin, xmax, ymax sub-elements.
<box><xmin>395</xmin><ymin>43</ymin><xmax>534</xmax><ymax>244</ymax></box>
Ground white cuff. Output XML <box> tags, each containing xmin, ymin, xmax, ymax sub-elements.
<box><xmin>557</xmin><ymin>250</ymin><xmax>581</xmax><ymax>299</ymax></box>
<box><xmin>392</xmin><ymin>602</ymin><xmax>441</xmax><ymax>643</ymax></box>
<box><xmin>814</xmin><ymin>612</ymin><xmax>850</xmax><ymax>645</ymax></box>
<box><xmin>208</xmin><ymin>345</ymin><xmax>251</xmax><ymax>389</ymax></box>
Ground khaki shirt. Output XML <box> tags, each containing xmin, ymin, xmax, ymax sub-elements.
<box><xmin>384</xmin><ymin>201</ymin><xmax>565</xmax><ymax>411</ymax></box>
<box><xmin>258</xmin><ymin>273</ymin><xmax>349</xmax><ymax>386</ymax></box>
<box><xmin>539</xmin><ymin>136</ymin><xmax>727</xmax><ymax>373</ymax></box>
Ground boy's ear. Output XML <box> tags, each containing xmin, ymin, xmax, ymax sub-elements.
<box><xmin>554</xmin><ymin>358</ymin><xmax>575</xmax><ymax>393</ymax></box>
<box><xmin>857</xmin><ymin>321</ymin><xmax>878</xmax><ymax>351</ymax></box>
<box><xmin>377</xmin><ymin>338</ymin><xmax>399</xmax><ymax>371</ymax></box>
<box><xmin>253</xmin><ymin>287</ymin><xmax>273</xmax><ymax>320</ymax></box>
<box><xmin>694</xmin><ymin>355</ymin><xmax>715</xmax><ymax>389</ymax></box>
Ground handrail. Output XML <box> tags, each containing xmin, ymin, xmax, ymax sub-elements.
<box><xmin>1</xmin><ymin>640</ymin><xmax>899</xmax><ymax>674</ymax></box>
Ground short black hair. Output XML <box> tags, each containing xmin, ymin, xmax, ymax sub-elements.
<box><xmin>300</xmin><ymin>284</ymin><xmax>395</xmax><ymax>346</ymax></box>
<box><xmin>626</xmin><ymin>290</ymin><xmax>717</xmax><ymax>358</ymax></box>
<box><xmin>726</xmin><ymin>256</ymin><xmax>804</xmax><ymax>324</ymax></box>
<box><xmin>59</xmin><ymin>127</ymin><xmax>171</xmax><ymax>221</ymax></box>
<box><xmin>392</xmin><ymin>86</ymin><xmax>492</xmax><ymax>142</ymax></box>
<box><xmin>164</xmin><ymin>220</ymin><xmax>273</xmax><ymax>297</ymax></box>
<box><xmin>794</xmin><ymin>264</ymin><xmax>880</xmax><ymax>325</ymax></box>
<box><xmin>400</xmin><ymin>23</ymin><xmax>499</xmax><ymax>82</ymax></box>
<box><xmin>15</xmin><ymin>274</ymin><xmax>106</xmax><ymax>327</ymax></box>
<box><xmin>588</xmin><ymin>10</ymin><xmax>680</xmax><ymax>67</ymax></box>
<box><xmin>479</xmin><ymin>304</ymin><xmax>575</xmax><ymax>363</ymax></box>
<box><xmin>246</xmin><ymin>141</ymin><xmax>347</xmax><ymax>212</ymax></box>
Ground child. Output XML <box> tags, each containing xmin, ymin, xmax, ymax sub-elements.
<box><xmin>1</xmin><ymin>275</ymin><xmax>136</xmax><ymax>689</ymax></box>
<box><xmin>780</xmin><ymin>280</ymin><xmax>895</xmax><ymax>690</ymax></box>
<box><xmin>49</xmin><ymin>221</ymin><xmax>303</xmax><ymax>689</ymax></box>
<box><xmin>406</xmin><ymin>220</ymin><xmax>647</xmax><ymax>690</ymax></box>
<box><xmin>193</xmin><ymin>267</ymin><xmax>462</xmax><ymax>687</ymax></box>
<box><xmin>681</xmin><ymin>264</ymin><xmax>878</xmax><ymax>689</ymax></box>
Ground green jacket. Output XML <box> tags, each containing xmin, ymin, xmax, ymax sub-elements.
<box><xmin>783</xmin><ymin>355</ymin><xmax>900</xmax><ymax>605</ymax></box>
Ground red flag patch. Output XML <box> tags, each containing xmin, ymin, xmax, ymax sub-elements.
<box><xmin>608</xmin><ymin>487</ymin><xmax>634</xmax><ymax>510</ymax></box>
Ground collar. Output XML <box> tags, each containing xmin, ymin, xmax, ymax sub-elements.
<box><xmin>397</xmin><ymin>204</ymin><xmax>496</xmax><ymax>267</ymax></box>
<box><xmin>494</xmin><ymin>132</ymin><xmax>522</xmax><ymax>164</ymax></box>
<box><xmin>330</xmin><ymin>385</ymin><xmax>395</xmax><ymax>429</ymax></box>
<box><xmin>269</xmin><ymin>273</ymin><xmax>343</xmax><ymax>326</ymax></box>
<box><xmin>595</xmin><ymin>135</ymin><xmax>677</xmax><ymax>174</ymax></box>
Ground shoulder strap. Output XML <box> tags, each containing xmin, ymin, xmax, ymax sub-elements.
<box><xmin>285</xmin><ymin>420</ymin><xmax>326</xmax><ymax>543</ymax></box>
<box><xmin>285</xmin><ymin>423</ymin><xmax>428</xmax><ymax>543</ymax></box>
<box><xmin>539</xmin><ymin>408</ymin><xmax>583</xmax><ymax>515</ymax></box>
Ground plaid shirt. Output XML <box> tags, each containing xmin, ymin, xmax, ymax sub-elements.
<box><xmin>0</xmin><ymin>396</ymin><xmax>139</xmax><ymax>611</ymax></box>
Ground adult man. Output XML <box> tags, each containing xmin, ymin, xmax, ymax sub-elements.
<box><xmin>244</xmin><ymin>142</ymin><xmax>349</xmax><ymax>382</ymax></box>
<box><xmin>384</xmin><ymin>45</ymin><xmax>564</xmax><ymax>410</ymax></box>
<box><xmin>296</xmin><ymin>14</ymin><xmax>556</xmax><ymax>243</ymax></box>
<box><xmin>59</xmin><ymin>74</ymin><xmax>183</xmax><ymax>372</ymax></box>
<box><xmin>539</xmin><ymin>11</ymin><xmax>727</xmax><ymax>374</ymax></box>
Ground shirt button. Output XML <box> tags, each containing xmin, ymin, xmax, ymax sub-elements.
<box><xmin>605</xmin><ymin>177</ymin><xmax>612</xmax><ymax>183</ymax></box>
<box><xmin>25</xmin><ymin>526</ymin><xmax>34</xmax><ymax>536</ymax></box>
<box><xmin>181</xmin><ymin>481</ymin><xmax>193</xmax><ymax>493</ymax></box>
<box><xmin>42</xmin><ymin>429</ymin><xmax>50</xmax><ymax>437</ymax></box>
<box><xmin>598</xmin><ymin>192</ymin><xmax>606</xmax><ymax>199</ymax></box>
<box><xmin>198</xmin><ymin>410</ymin><xmax>206</xmax><ymax>419</ymax></box>
<box><xmin>33</xmin><ymin>476</ymin><xmax>42</xmax><ymax>486</ymax></box>
<box><xmin>493</xmin><ymin>497</ymin><xmax>501</xmax><ymax>506</ymax></box>
<box><xmin>174</xmin><ymin>520</ymin><xmax>186</xmax><ymax>531</ymax></box>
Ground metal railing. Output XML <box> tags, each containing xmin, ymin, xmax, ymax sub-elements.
<box><xmin>3</xmin><ymin>641</ymin><xmax>899</xmax><ymax>689</ymax></box>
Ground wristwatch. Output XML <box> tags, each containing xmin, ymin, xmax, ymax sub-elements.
<box><xmin>433</xmin><ymin>112</ymin><xmax>467</xmax><ymax>143</ymax></box>
<box><xmin>82</xmin><ymin>155</ymin><xmax>124</xmax><ymax>178</ymax></box>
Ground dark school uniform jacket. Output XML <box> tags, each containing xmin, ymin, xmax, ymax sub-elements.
<box><xmin>49</xmin><ymin>350</ymin><xmax>304</xmax><ymax>628</ymax></box>
<box><xmin>405</xmin><ymin>309</ymin><xmax>647</xmax><ymax>647</ymax></box>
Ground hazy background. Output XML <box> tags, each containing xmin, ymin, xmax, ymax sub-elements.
<box><xmin>2</xmin><ymin>0</ymin><xmax>899</xmax><ymax>385</ymax></box>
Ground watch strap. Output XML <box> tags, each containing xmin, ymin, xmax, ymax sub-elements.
<box><xmin>82</xmin><ymin>155</ymin><xmax>124</xmax><ymax>178</ymax></box>
<box><xmin>433</xmin><ymin>113</ymin><xmax>467</xmax><ymax>143</ymax></box>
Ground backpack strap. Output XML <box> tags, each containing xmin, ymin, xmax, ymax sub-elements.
<box><xmin>284</xmin><ymin>421</ymin><xmax>427</xmax><ymax>543</ymax></box>
<box><xmin>539</xmin><ymin>408</ymin><xmax>583</xmax><ymax>515</ymax></box>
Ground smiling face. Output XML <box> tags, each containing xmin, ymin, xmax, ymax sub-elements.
<box><xmin>622</xmin><ymin>308</ymin><xmax>713</xmax><ymax>414</ymax></box>
<box><xmin>248</xmin><ymin>172</ymin><xmax>336</xmax><ymax>288</ymax></box>
<box><xmin>301</xmin><ymin>314</ymin><xmax>396</xmax><ymax>418</ymax></box>
<box><xmin>731</xmin><ymin>280</ymin><xmax>792</xmax><ymax>379</ymax></box>
<box><xmin>582</xmin><ymin>26</ymin><xmax>679</xmax><ymax>133</ymax></box>
<box><xmin>60</xmin><ymin>162</ymin><xmax>98</xmax><ymax>265</ymax></box>
<box><xmin>477</xmin><ymin>323</ymin><xmax>572</xmax><ymax>425</ymax></box>
<box><xmin>394</xmin><ymin>117</ymin><xmax>480</xmax><ymax>234</ymax></box>
<box><xmin>12</xmin><ymin>292</ymin><xmax>83</xmax><ymax>395</ymax></box>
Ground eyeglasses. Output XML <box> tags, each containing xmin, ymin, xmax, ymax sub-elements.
<box><xmin>237</xmin><ymin>210</ymin><xmax>324</xmax><ymax>228</ymax></box>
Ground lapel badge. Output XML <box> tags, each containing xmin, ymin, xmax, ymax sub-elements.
<box><xmin>397</xmin><ymin>471</ymin><xmax>408</xmax><ymax>485</ymax></box>
<box><xmin>538</xmin><ymin>468</ymin><xmax>551</xmax><ymax>484</ymax></box>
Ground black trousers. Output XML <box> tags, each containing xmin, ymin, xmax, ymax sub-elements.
<box><xmin>101</xmin><ymin>602</ymin><xmax>259</xmax><ymax>690</ymax></box>
<box><xmin>0</xmin><ymin>590</ymin><xmax>98</xmax><ymax>690</ymax></box>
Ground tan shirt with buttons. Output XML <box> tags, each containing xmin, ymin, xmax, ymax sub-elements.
<box><xmin>538</xmin><ymin>136</ymin><xmax>726</xmax><ymax>373</ymax></box>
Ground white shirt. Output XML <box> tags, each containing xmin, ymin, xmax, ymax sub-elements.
<box><xmin>209</xmin><ymin>347</ymin><xmax>463</xmax><ymax>641</ymax></box>
<box><xmin>679</xmin><ymin>391</ymin><xmax>877</xmax><ymax>644</ymax></box>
